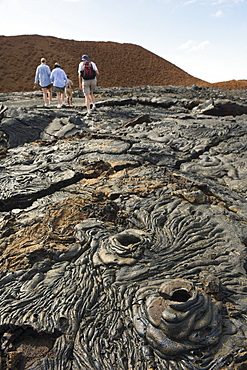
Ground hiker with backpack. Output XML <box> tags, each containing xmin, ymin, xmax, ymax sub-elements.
<box><xmin>78</xmin><ymin>55</ymin><xmax>99</xmax><ymax>114</ymax></box>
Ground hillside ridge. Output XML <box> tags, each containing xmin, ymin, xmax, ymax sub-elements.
<box><xmin>0</xmin><ymin>34</ymin><xmax>247</xmax><ymax>93</ymax></box>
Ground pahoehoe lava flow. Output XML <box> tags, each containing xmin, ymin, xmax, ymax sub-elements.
<box><xmin>1</xmin><ymin>85</ymin><xmax>247</xmax><ymax>369</ymax></box>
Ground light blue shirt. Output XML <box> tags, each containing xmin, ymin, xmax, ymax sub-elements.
<box><xmin>34</xmin><ymin>63</ymin><xmax>51</xmax><ymax>87</ymax></box>
<box><xmin>50</xmin><ymin>67</ymin><xmax>69</xmax><ymax>88</ymax></box>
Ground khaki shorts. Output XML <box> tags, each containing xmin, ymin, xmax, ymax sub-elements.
<box><xmin>82</xmin><ymin>78</ymin><xmax>97</xmax><ymax>96</ymax></box>
<box><xmin>66</xmin><ymin>88</ymin><xmax>73</xmax><ymax>98</ymax></box>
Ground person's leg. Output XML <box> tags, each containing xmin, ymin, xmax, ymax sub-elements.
<box><xmin>89</xmin><ymin>79</ymin><xmax>97</xmax><ymax>109</ymax></box>
<box><xmin>42</xmin><ymin>87</ymin><xmax>48</xmax><ymax>105</ymax></box>
<box><xmin>89</xmin><ymin>93</ymin><xmax>96</xmax><ymax>109</ymax></box>
<box><xmin>89</xmin><ymin>93</ymin><xmax>95</xmax><ymax>104</ymax></box>
<box><xmin>67</xmin><ymin>90</ymin><xmax>72</xmax><ymax>106</ymax></box>
<box><xmin>61</xmin><ymin>92</ymin><xmax>65</xmax><ymax>106</ymax></box>
<box><xmin>57</xmin><ymin>92</ymin><xmax>62</xmax><ymax>107</ymax></box>
<box><xmin>83</xmin><ymin>80</ymin><xmax>92</xmax><ymax>113</ymax></box>
<box><xmin>85</xmin><ymin>94</ymin><xmax>91</xmax><ymax>111</ymax></box>
<box><xmin>48</xmin><ymin>87</ymin><xmax>53</xmax><ymax>103</ymax></box>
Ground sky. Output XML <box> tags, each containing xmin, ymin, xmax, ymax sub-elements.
<box><xmin>0</xmin><ymin>0</ymin><xmax>246</xmax><ymax>83</ymax></box>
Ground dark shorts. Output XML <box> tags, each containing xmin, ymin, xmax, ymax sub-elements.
<box><xmin>43</xmin><ymin>84</ymin><xmax>53</xmax><ymax>89</ymax></box>
<box><xmin>53</xmin><ymin>86</ymin><xmax>65</xmax><ymax>93</ymax></box>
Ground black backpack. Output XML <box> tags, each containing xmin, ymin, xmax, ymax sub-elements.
<box><xmin>81</xmin><ymin>62</ymin><xmax>96</xmax><ymax>80</ymax></box>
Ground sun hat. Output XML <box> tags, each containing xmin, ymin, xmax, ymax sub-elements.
<box><xmin>81</xmin><ymin>55</ymin><xmax>89</xmax><ymax>61</ymax></box>
<box><xmin>54</xmin><ymin>62</ymin><xmax>61</xmax><ymax>68</ymax></box>
<box><xmin>41</xmin><ymin>58</ymin><xmax>46</xmax><ymax>62</ymax></box>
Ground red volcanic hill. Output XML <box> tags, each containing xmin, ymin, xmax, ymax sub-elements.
<box><xmin>0</xmin><ymin>34</ymin><xmax>247</xmax><ymax>93</ymax></box>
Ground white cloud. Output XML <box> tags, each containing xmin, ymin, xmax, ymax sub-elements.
<box><xmin>156</xmin><ymin>0</ymin><xmax>172</xmax><ymax>3</ymax></box>
<box><xmin>177</xmin><ymin>40</ymin><xmax>194</xmax><ymax>49</ymax></box>
<box><xmin>181</xmin><ymin>0</ymin><xmax>197</xmax><ymax>5</ymax></box>
<box><xmin>212</xmin><ymin>0</ymin><xmax>246</xmax><ymax>4</ymax></box>
<box><xmin>177</xmin><ymin>40</ymin><xmax>210</xmax><ymax>52</ymax></box>
<box><xmin>212</xmin><ymin>0</ymin><xmax>227</xmax><ymax>4</ymax></box>
<box><xmin>189</xmin><ymin>40</ymin><xmax>210</xmax><ymax>51</ymax></box>
<box><xmin>212</xmin><ymin>9</ymin><xmax>224</xmax><ymax>16</ymax></box>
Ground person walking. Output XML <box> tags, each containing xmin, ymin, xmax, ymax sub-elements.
<box><xmin>34</xmin><ymin>58</ymin><xmax>53</xmax><ymax>107</ymax></box>
<box><xmin>65</xmin><ymin>75</ymin><xmax>74</xmax><ymax>107</ymax></box>
<box><xmin>78</xmin><ymin>55</ymin><xmax>99</xmax><ymax>114</ymax></box>
<box><xmin>50</xmin><ymin>63</ymin><xmax>69</xmax><ymax>108</ymax></box>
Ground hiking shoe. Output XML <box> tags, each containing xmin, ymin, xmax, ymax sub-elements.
<box><xmin>87</xmin><ymin>109</ymin><xmax>92</xmax><ymax>114</ymax></box>
<box><xmin>44</xmin><ymin>103</ymin><xmax>49</xmax><ymax>107</ymax></box>
<box><xmin>92</xmin><ymin>105</ymin><xmax>97</xmax><ymax>110</ymax></box>
<box><xmin>57</xmin><ymin>104</ymin><xmax>62</xmax><ymax>108</ymax></box>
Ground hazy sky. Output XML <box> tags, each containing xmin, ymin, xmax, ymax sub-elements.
<box><xmin>0</xmin><ymin>0</ymin><xmax>246</xmax><ymax>83</ymax></box>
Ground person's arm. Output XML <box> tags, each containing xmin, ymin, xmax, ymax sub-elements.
<box><xmin>92</xmin><ymin>62</ymin><xmax>99</xmax><ymax>76</ymax></box>
<box><xmin>50</xmin><ymin>71</ymin><xmax>54</xmax><ymax>84</ymax></box>
<box><xmin>64</xmin><ymin>72</ymin><xmax>69</xmax><ymax>86</ymax></box>
<box><xmin>70</xmin><ymin>80</ymin><xmax>74</xmax><ymax>91</ymax></box>
<box><xmin>34</xmin><ymin>67</ymin><xmax>39</xmax><ymax>85</ymax></box>
<box><xmin>78</xmin><ymin>62</ymin><xmax>82</xmax><ymax>89</ymax></box>
<box><xmin>78</xmin><ymin>72</ymin><xmax>82</xmax><ymax>89</ymax></box>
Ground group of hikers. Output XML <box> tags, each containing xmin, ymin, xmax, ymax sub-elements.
<box><xmin>34</xmin><ymin>55</ymin><xmax>99</xmax><ymax>114</ymax></box>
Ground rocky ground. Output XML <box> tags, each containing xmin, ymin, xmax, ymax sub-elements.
<box><xmin>1</xmin><ymin>85</ymin><xmax>247</xmax><ymax>369</ymax></box>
